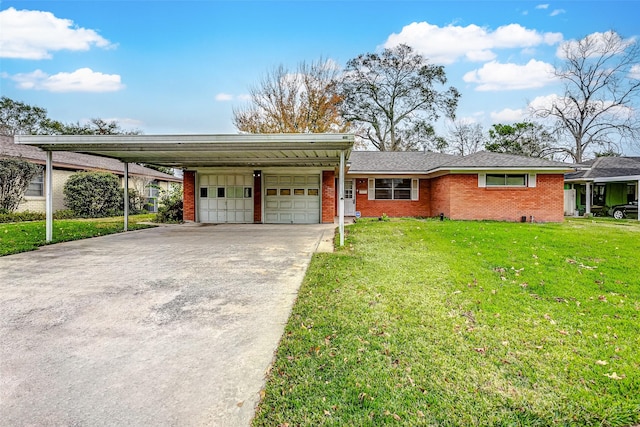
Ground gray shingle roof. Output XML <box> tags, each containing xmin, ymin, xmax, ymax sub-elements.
<box><xmin>347</xmin><ymin>151</ymin><xmax>457</xmax><ymax>173</ymax></box>
<box><xmin>1</xmin><ymin>135</ymin><xmax>180</xmax><ymax>181</ymax></box>
<box><xmin>348</xmin><ymin>150</ymin><xmax>574</xmax><ymax>173</ymax></box>
<box><xmin>565</xmin><ymin>156</ymin><xmax>640</xmax><ymax>180</ymax></box>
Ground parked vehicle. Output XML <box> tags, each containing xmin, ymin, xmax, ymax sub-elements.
<box><xmin>608</xmin><ymin>200</ymin><xmax>638</xmax><ymax>219</ymax></box>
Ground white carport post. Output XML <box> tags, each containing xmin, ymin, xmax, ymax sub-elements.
<box><xmin>45</xmin><ymin>151</ymin><xmax>53</xmax><ymax>242</ymax></box>
<box><xmin>123</xmin><ymin>162</ymin><xmax>129</xmax><ymax>231</ymax></box>
<box><xmin>339</xmin><ymin>150</ymin><xmax>345</xmax><ymax>246</ymax></box>
<box><xmin>585</xmin><ymin>181</ymin><xmax>591</xmax><ymax>215</ymax></box>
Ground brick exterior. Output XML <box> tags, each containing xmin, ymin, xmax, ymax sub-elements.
<box><xmin>183</xmin><ymin>171</ymin><xmax>196</xmax><ymax>222</ymax></box>
<box><xmin>322</xmin><ymin>170</ymin><xmax>335</xmax><ymax>223</ymax></box>
<box><xmin>429</xmin><ymin>174</ymin><xmax>565</xmax><ymax>222</ymax></box>
<box><xmin>253</xmin><ymin>172</ymin><xmax>262</xmax><ymax>223</ymax></box>
<box><xmin>354</xmin><ymin>178</ymin><xmax>431</xmax><ymax>218</ymax></box>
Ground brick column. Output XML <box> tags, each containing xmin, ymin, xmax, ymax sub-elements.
<box><xmin>183</xmin><ymin>171</ymin><xmax>196</xmax><ymax>222</ymax></box>
<box><xmin>322</xmin><ymin>170</ymin><xmax>335</xmax><ymax>223</ymax></box>
<box><xmin>253</xmin><ymin>171</ymin><xmax>262</xmax><ymax>223</ymax></box>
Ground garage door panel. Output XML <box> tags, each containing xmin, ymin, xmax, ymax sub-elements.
<box><xmin>199</xmin><ymin>174</ymin><xmax>253</xmax><ymax>223</ymax></box>
<box><xmin>264</xmin><ymin>174</ymin><xmax>320</xmax><ymax>224</ymax></box>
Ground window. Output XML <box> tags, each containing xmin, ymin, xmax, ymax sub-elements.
<box><xmin>486</xmin><ymin>174</ymin><xmax>527</xmax><ymax>187</ymax></box>
<box><xmin>25</xmin><ymin>171</ymin><xmax>44</xmax><ymax>197</ymax></box>
<box><xmin>593</xmin><ymin>184</ymin><xmax>606</xmax><ymax>206</ymax></box>
<box><xmin>200</xmin><ymin>187</ymin><xmax>208</xmax><ymax>198</ymax></box>
<box><xmin>369</xmin><ymin>178</ymin><xmax>417</xmax><ymax>200</ymax></box>
<box><xmin>628</xmin><ymin>184</ymin><xmax>637</xmax><ymax>203</ymax></box>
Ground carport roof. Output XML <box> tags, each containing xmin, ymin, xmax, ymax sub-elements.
<box><xmin>14</xmin><ymin>133</ymin><xmax>354</xmax><ymax>168</ymax></box>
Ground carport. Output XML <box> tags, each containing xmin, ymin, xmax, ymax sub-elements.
<box><xmin>15</xmin><ymin>133</ymin><xmax>354</xmax><ymax>244</ymax></box>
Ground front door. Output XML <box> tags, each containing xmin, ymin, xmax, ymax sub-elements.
<box><xmin>344</xmin><ymin>179</ymin><xmax>356</xmax><ymax>216</ymax></box>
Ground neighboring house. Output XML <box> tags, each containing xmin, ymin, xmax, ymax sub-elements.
<box><xmin>344</xmin><ymin>151</ymin><xmax>572</xmax><ymax>222</ymax></box>
<box><xmin>1</xmin><ymin>135</ymin><xmax>181</xmax><ymax>213</ymax></box>
<box><xmin>564</xmin><ymin>156</ymin><xmax>640</xmax><ymax>216</ymax></box>
<box><xmin>16</xmin><ymin>134</ymin><xmax>574</xmax><ymax>224</ymax></box>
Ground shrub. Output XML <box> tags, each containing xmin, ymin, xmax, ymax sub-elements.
<box><xmin>64</xmin><ymin>172</ymin><xmax>121</xmax><ymax>218</ymax></box>
<box><xmin>0</xmin><ymin>158</ymin><xmax>42</xmax><ymax>212</ymax></box>
<box><xmin>0</xmin><ymin>210</ymin><xmax>45</xmax><ymax>223</ymax></box>
<box><xmin>120</xmin><ymin>187</ymin><xmax>146</xmax><ymax>214</ymax></box>
<box><xmin>155</xmin><ymin>184</ymin><xmax>183</xmax><ymax>223</ymax></box>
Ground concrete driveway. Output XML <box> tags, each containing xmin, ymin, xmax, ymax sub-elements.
<box><xmin>0</xmin><ymin>223</ymin><xmax>335</xmax><ymax>426</ymax></box>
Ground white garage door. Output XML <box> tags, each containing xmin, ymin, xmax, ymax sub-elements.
<box><xmin>264</xmin><ymin>175</ymin><xmax>320</xmax><ymax>224</ymax></box>
<box><xmin>199</xmin><ymin>174</ymin><xmax>253</xmax><ymax>223</ymax></box>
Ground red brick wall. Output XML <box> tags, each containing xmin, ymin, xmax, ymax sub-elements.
<box><xmin>353</xmin><ymin>178</ymin><xmax>431</xmax><ymax>218</ymax></box>
<box><xmin>431</xmin><ymin>174</ymin><xmax>565</xmax><ymax>222</ymax></box>
<box><xmin>322</xmin><ymin>170</ymin><xmax>335</xmax><ymax>223</ymax></box>
<box><xmin>253</xmin><ymin>172</ymin><xmax>262</xmax><ymax>223</ymax></box>
<box><xmin>183</xmin><ymin>171</ymin><xmax>196</xmax><ymax>222</ymax></box>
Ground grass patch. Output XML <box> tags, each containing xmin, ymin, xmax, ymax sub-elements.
<box><xmin>0</xmin><ymin>214</ymin><xmax>157</xmax><ymax>256</ymax></box>
<box><xmin>254</xmin><ymin>217</ymin><xmax>640</xmax><ymax>426</ymax></box>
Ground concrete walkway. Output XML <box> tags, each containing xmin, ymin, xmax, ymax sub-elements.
<box><xmin>0</xmin><ymin>223</ymin><xmax>335</xmax><ymax>426</ymax></box>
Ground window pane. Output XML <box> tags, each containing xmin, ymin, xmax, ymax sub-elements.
<box><xmin>280</xmin><ymin>189</ymin><xmax>291</xmax><ymax>196</ymax></box>
<box><xmin>486</xmin><ymin>175</ymin><xmax>505</xmax><ymax>186</ymax></box>
<box><xmin>25</xmin><ymin>172</ymin><xmax>44</xmax><ymax>197</ymax></box>
<box><xmin>244</xmin><ymin>187</ymin><xmax>252</xmax><ymax>198</ymax></box>
<box><xmin>200</xmin><ymin>187</ymin><xmax>208</xmax><ymax>198</ymax></box>
<box><xmin>217</xmin><ymin>187</ymin><xmax>225</xmax><ymax>198</ymax></box>
<box><xmin>394</xmin><ymin>189</ymin><xmax>411</xmax><ymax>199</ymax></box>
<box><xmin>393</xmin><ymin>178</ymin><xmax>412</xmax><ymax>189</ymax></box>
<box><xmin>375</xmin><ymin>189</ymin><xmax>392</xmax><ymax>199</ymax></box>
<box><xmin>266</xmin><ymin>188</ymin><xmax>277</xmax><ymax>196</ymax></box>
<box><xmin>506</xmin><ymin>175</ymin><xmax>526</xmax><ymax>186</ymax></box>
<box><xmin>294</xmin><ymin>189</ymin><xmax>305</xmax><ymax>195</ymax></box>
<box><xmin>308</xmin><ymin>189</ymin><xmax>318</xmax><ymax>196</ymax></box>
<box><xmin>375</xmin><ymin>179</ymin><xmax>392</xmax><ymax>189</ymax></box>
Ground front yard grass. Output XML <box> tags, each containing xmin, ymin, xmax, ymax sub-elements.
<box><xmin>0</xmin><ymin>214</ymin><xmax>157</xmax><ymax>256</ymax></box>
<box><xmin>254</xmin><ymin>217</ymin><xmax>640</xmax><ymax>426</ymax></box>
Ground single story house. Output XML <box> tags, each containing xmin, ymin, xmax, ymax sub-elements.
<box><xmin>344</xmin><ymin>150</ymin><xmax>572</xmax><ymax>223</ymax></box>
<box><xmin>564</xmin><ymin>156</ymin><xmax>640</xmax><ymax>216</ymax></box>
<box><xmin>1</xmin><ymin>135</ymin><xmax>181</xmax><ymax>213</ymax></box>
<box><xmin>15</xmin><ymin>134</ymin><xmax>574</xmax><ymax>233</ymax></box>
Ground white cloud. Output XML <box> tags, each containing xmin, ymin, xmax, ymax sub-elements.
<box><xmin>550</xmin><ymin>9</ymin><xmax>566</xmax><ymax>16</ymax></box>
<box><xmin>237</xmin><ymin>94</ymin><xmax>252</xmax><ymax>101</ymax></box>
<box><xmin>630</xmin><ymin>64</ymin><xmax>640</xmax><ymax>79</ymax></box>
<box><xmin>536</xmin><ymin>4</ymin><xmax>550</xmax><ymax>9</ymax></box>
<box><xmin>0</xmin><ymin>7</ymin><xmax>113</xmax><ymax>59</ymax></box>
<box><xmin>490</xmin><ymin>108</ymin><xmax>525</xmax><ymax>123</ymax></box>
<box><xmin>383</xmin><ymin>21</ymin><xmax>562</xmax><ymax>64</ymax></box>
<box><xmin>463</xmin><ymin>59</ymin><xmax>557</xmax><ymax>91</ymax></box>
<box><xmin>215</xmin><ymin>93</ymin><xmax>234</xmax><ymax>101</ymax></box>
<box><xmin>9</xmin><ymin>68</ymin><xmax>124</xmax><ymax>92</ymax></box>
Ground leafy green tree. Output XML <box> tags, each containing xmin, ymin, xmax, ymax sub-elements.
<box><xmin>63</xmin><ymin>172</ymin><xmax>122</xmax><ymax>218</ymax></box>
<box><xmin>531</xmin><ymin>31</ymin><xmax>640</xmax><ymax>162</ymax></box>
<box><xmin>0</xmin><ymin>96</ymin><xmax>54</xmax><ymax>136</ymax></box>
<box><xmin>155</xmin><ymin>184</ymin><xmax>183</xmax><ymax>223</ymax></box>
<box><xmin>338</xmin><ymin>44</ymin><xmax>460</xmax><ymax>151</ymax></box>
<box><xmin>485</xmin><ymin>122</ymin><xmax>558</xmax><ymax>159</ymax></box>
<box><xmin>234</xmin><ymin>59</ymin><xmax>349</xmax><ymax>134</ymax></box>
<box><xmin>0</xmin><ymin>158</ymin><xmax>42</xmax><ymax>212</ymax></box>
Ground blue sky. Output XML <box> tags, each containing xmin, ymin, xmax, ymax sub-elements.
<box><xmin>1</xmin><ymin>0</ymin><xmax>639</xmax><ymax>153</ymax></box>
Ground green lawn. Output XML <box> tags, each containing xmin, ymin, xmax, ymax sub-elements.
<box><xmin>0</xmin><ymin>214</ymin><xmax>157</xmax><ymax>256</ymax></box>
<box><xmin>254</xmin><ymin>218</ymin><xmax>640</xmax><ymax>426</ymax></box>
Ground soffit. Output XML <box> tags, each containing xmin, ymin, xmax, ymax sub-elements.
<box><xmin>15</xmin><ymin>134</ymin><xmax>355</xmax><ymax>168</ymax></box>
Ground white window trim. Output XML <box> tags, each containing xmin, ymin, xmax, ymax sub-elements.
<box><xmin>481</xmin><ymin>173</ymin><xmax>531</xmax><ymax>188</ymax></box>
<box><xmin>368</xmin><ymin>178</ymin><xmax>419</xmax><ymax>200</ymax></box>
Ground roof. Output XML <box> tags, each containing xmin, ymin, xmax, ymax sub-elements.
<box><xmin>565</xmin><ymin>156</ymin><xmax>640</xmax><ymax>181</ymax></box>
<box><xmin>348</xmin><ymin>150</ymin><xmax>574</xmax><ymax>174</ymax></box>
<box><xmin>347</xmin><ymin>151</ymin><xmax>457</xmax><ymax>173</ymax></box>
<box><xmin>14</xmin><ymin>134</ymin><xmax>355</xmax><ymax>168</ymax></box>
<box><xmin>1</xmin><ymin>135</ymin><xmax>180</xmax><ymax>181</ymax></box>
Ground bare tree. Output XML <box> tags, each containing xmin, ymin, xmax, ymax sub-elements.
<box><xmin>338</xmin><ymin>44</ymin><xmax>460</xmax><ymax>151</ymax></box>
<box><xmin>446</xmin><ymin>121</ymin><xmax>485</xmax><ymax>156</ymax></box>
<box><xmin>233</xmin><ymin>59</ymin><xmax>349</xmax><ymax>134</ymax></box>
<box><xmin>532</xmin><ymin>31</ymin><xmax>640</xmax><ymax>162</ymax></box>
